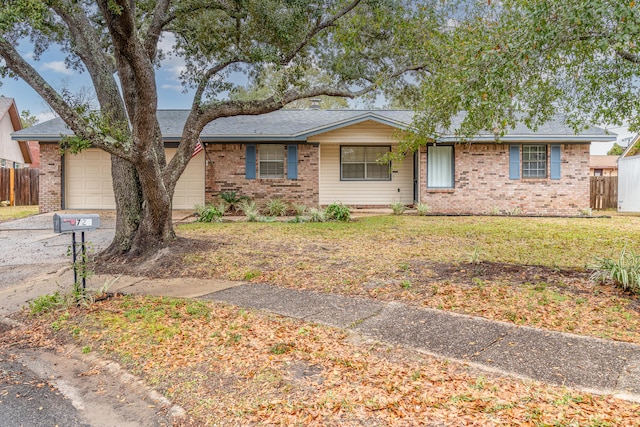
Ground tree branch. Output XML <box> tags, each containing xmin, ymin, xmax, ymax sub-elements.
<box><xmin>144</xmin><ymin>0</ymin><xmax>172</xmax><ymax>60</ymax></box>
<box><xmin>51</xmin><ymin>2</ymin><xmax>123</xmax><ymax>109</ymax></box>
<box><xmin>160</xmin><ymin>1</ymin><xmax>230</xmax><ymax>29</ymax></box>
<box><xmin>0</xmin><ymin>38</ymin><xmax>123</xmax><ymax>156</ymax></box>
<box><xmin>96</xmin><ymin>0</ymin><xmax>160</xmax><ymax>154</ymax></box>
<box><xmin>191</xmin><ymin>59</ymin><xmax>242</xmax><ymax>108</ymax></box>
<box><xmin>281</xmin><ymin>0</ymin><xmax>362</xmax><ymax>65</ymax></box>
<box><xmin>617</xmin><ymin>49</ymin><xmax>640</xmax><ymax>64</ymax></box>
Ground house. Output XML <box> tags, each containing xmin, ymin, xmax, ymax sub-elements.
<box><xmin>0</xmin><ymin>97</ymin><xmax>32</xmax><ymax>168</ymax></box>
<box><xmin>590</xmin><ymin>155</ymin><xmax>619</xmax><ymax>176</ymax></box>
<box><xmin>617</xmin><ymin>134</ymin><xmax>640</xmax><ymax>213</ymax></box>
<box><xmin>11</xmin><ymin>110</ymin><xmax>615</xmax><ymax>216</ymax></box>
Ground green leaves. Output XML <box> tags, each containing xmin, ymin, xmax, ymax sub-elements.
<box><xmin>408</xmin><ymin>0</ymin><xmax>640</xmax><ymax>150</ymax></box>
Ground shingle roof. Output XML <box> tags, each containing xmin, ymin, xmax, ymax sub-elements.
<box><xmin>11</xmin><ymin>109</ymin><xmax>616</xmax><ymax>143</ymax></box>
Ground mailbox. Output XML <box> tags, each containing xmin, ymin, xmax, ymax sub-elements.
<box><xmin>53</xmin><ymin>213</ymin><xmax>100</xmax><ymax>233</ymax></box>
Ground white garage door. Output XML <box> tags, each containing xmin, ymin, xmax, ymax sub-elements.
<box><xmin>65</xmin><ymin>148</ymin><xmax>205</xmax><ymax>209</ymax></box>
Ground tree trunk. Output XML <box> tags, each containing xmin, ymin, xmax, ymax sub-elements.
<box><xmin>100</xmin><ymin>154</ymin><xmax>142</xmax><ymax>259</ymax></box>
<box><xmin>127</xmin><ymin>142</ymin><xmax>176</xmax><ymax>256</ymax></box>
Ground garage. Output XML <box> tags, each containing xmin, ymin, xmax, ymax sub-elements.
<box><xmin>65</xmin><ymin>148</ymin><xmax>204</xmax><ymax>209</ymax></box>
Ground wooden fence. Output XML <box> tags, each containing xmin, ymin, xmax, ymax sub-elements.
<box><xmin>0</xmin><ymin>168</ymin><xmax>39</xmax><ymax>206</ymax></box>
<box><xmin>590</xmin><ymin>176</ymin><xmax>617</xmax><ymax>210</ymax></box>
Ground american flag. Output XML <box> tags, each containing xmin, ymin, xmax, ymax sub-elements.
<box><xmin>192</xmin><ymin>140</ymin><xmax>204</xmax><ymax>157</ymax></box>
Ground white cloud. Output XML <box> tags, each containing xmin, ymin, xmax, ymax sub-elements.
<box><xmin>35</xmin><ymin>111</ymin><xmax>56</xmax><ymax>123</ymax></box>
<box><xmin>41</xmin><ymin>61</ymin><xmax>74</xmax><ymax>75</ymax></box>
<box><xmin>158</xmin><ymin>33</ymin><xmax>187</xmax><ymax>81</ymax></box>
<box><xmin>161</xmin><ymin>83</ymin><xmax>184</xmax><ymax>92</ymax></box>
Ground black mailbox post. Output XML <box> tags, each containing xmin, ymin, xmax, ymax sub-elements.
<box><xmin>53</xmin><ymin>214</ymin><xmax>101</xmax><ymax>293</ymax></box>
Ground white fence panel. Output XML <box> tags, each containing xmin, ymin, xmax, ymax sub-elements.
<box><xmin>618</xmin><ymin>156</ymin><xmax>640</xmax><ymax>213</ymax></box>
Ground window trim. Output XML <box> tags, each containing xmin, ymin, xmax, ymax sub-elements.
<box><xmin>340</xmin><ymin>145</ymin><xmax>392</xmax><ymax>181</ymax></box>
<box><xmin>426</xmin><ymin>144</ymin><xmax>455</xmax><ymax>189</ymax></box>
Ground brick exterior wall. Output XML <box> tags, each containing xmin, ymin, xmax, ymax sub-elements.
<box><xmin>39</xmin><ymin>143</ymin><xmax>62</xmax><ymax>213</ymax></box>
<box><xmin>37</xmin><ymin>139</ymin><xmax>590</xmax><ymax>216</ymax></box>
<box><xmin>419</xmin><ymin>143</ymin><xmax>590</xmax><ymax>216</ymax></box>
<box><xmin>205</xmin><ymin>143</ymin><xmax>320</xmax><ymax>207</ymax></box>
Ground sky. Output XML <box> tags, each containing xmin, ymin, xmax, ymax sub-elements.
<box><xmin>0</xmin><ymin>36</ymin><xmax>635</xmax><ymax>155</ymax></box>
<box><xmin>0</xmin><ymin>35</ymin><xmax>195</xmax><ymax>123</ymax></box>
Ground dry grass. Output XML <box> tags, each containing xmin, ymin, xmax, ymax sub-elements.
<box><xmin>0</xmin><ymin>205</ymin><xmax>38</xmax><ymax>222</ymax></box>
<box><xmin>21</xmin><ymin>296</ymin><xmax>640</xmax><ymax>426</ymax></box>
<box><xmin>171</xmin><ymin>214</ymin><xmax>640</xmax><ymax>344</ymax></box>
<box><xmin>16</xmin><ymin>214</ymin><xmax>640</xmax><ymax>426</ymax></box>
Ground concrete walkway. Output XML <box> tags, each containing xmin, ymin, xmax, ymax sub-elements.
<box><xmin>95</xmin><ymin>275</ymin><xmax>640</xmax><ymax>402</ymax></box>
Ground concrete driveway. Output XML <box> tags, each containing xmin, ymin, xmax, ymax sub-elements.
<box><xmin>0</xmin><ymin>212</ymin><xmax>115</xmax><ymax>315</ymax></box>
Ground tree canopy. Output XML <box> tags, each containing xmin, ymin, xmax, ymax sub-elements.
<box><xmin>404</xmin><ymin>0</ymin><xmax>640</xmax><ymax>151</ymax></box>
<box><xmin>0</xmin><ymin>0</ymin><xmax>452</xmax><ymax>257</ymax></box>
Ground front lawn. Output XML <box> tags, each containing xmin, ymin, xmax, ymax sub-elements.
<box><xmin>20</xmin><ymin>213</ymin><xmax>640</xmax><ymax>425</ymax></box>
<box><xmin>164</xmin><ymin>214</ymin><xmax>640</xmax><ymax>343</ymax></box>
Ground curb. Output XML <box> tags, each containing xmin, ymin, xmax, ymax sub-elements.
<box><xmin>0</xmin><ymin>315</ymin><xmax>187</xmax><ymax>425</ymax></box>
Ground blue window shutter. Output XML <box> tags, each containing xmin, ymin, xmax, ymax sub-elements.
<box><xmin>245</xmin><ymin>145</ymin><xmax>256</xmax><ymax>179</ymax></box>
<box><xmin>550</xmin><ymin>144</ymin><xmax>561</xmax><ymax>180</ymax></box>
<box><xmin>509</xmin><ymin>145</ymin><xmax>520</xmax><ymax>179</ymax></box>
<box><xmin>287</xmin><ymin>145</ymin><xmax>298</xmax><ymax>180</ymax></box>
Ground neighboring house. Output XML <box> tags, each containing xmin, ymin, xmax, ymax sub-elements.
<box><xmin>0</xmin><ymin>97</ymin><xmax>32</xmax><ymax>168</ymax></box>
<box><xmin>589</xmin><ymin>155</ymin><xmax>619</xmax><ymax>176</ymax></box>
<box><xmin>11</xmin><ymin>110</ymin><xmax>615</xmax><ymax>215</ymax></box>
<box><xmin>617</xmin><ymin>134</ymin><xmax>640</xmax><ymax>213</ymax></box>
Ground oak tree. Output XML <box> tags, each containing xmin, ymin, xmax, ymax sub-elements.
<box><xmin>0</xmin><ymin>0</ymin><xmax>447</xmax><ymax>257</ymax></box>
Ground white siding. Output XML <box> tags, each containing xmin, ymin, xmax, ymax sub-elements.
<box><xmin>618</xmin><ymin>156</ymin><xmax>640</xmax><ymax>213</ymax></box>
<box><xmin>0</xmin><ymin>113</ymin><xmax>24</xmax><ymax>165</ymax></box>
<box><xmin>311</xmin><ymin>121</ymin><xmax>413</xmax><ymax>205</ymax></box>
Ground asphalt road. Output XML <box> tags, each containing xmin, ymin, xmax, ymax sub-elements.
<box><xmin>0</xmin><ymin>346</ymin><xmax>89</xmax><ymax>427</ymax></box>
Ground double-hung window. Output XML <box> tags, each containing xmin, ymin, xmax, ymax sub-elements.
<box><xmin>510</xmin><ymin>144</ymin><xmax>561</xmax><ymax>180</ymax></box>
<box><xmin>522</xmin><ymin>145</ymin><xmax>547</xmax><ymax>178</ymax></box>
<box><xmin>340</xmin><ymin>146</ymin><xmax>391</xmax><ymax>180</ymax></box>
<box><xmin>259</xmin><ymin>144</ymin><xmax>284</xmax><ymax>179</ymax></box>
<box><xmin>427</xmin><ymin>145</ymin><xmax>454</xmax><ymax>188</ymax></box>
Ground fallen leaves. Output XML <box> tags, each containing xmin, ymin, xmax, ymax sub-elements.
<box><xmin>147</xmin><ymin>215</ymin><xmax>640</xmax><ymax>345</ymax></box>
<box><xmin>19</xmin><ymin>295</ymin><xmax>640</xmax><ymax>426</ymax></box>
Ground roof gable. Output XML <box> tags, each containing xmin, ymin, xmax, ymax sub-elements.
<box><xmin>0</xmin><ymin>97</ymin><xmax>31</xmax><ymax>163</ymax></box>
<box><xmin>0</xmin><ymin>97</ymin><xmax>22</xmax><ymax>132</ymax></box>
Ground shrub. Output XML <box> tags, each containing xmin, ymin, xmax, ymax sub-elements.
<box><xmin>238</xmin><ymin>199</ymin><xmax>259</xmax><ymax>222</ymax></box>
<box><xmin>292</xmin><ymin>204</ymin><xmax>308</xmax><ymax>216</ymax></box>
<box><xmin>325</xmin><ymin>202</ymin><xmax>350</xmax><ymax>222</ymax></box>
<box><xmin>219</xmin><ymin>191</ymin><xmax>249</xmax><ymax>212</ymax></box>
<box><xmin>468</xmin><ymin>244</ymin><xmax>482</xmax><ymax>265</ymax></box>
<box><xmin>390</xmin><ymin>202</ymin><xmax>406</xmax><ymax>215</ymax></box>
<box><xmin>488</xmin><ymin>206</ymin><xmax>501</xmax><ymax>216</ymax></box>
<box><xmin>415</xmin><ymin>203</ymin><xmax>431</xmax><ymax>216</ymax></box>
<box><xmin>506</xmin><ymin>207</ymin><xmax>522</xmax><ymax>216</ymax></box>
<box><xmin>579</xmin><ymin>207</ymin><xmax>593</xmax><ymax>217</ymax></box>
<box><xmin>308</xmin><ymin>208</ymin><xmax>326</xmax><ymax>223</ymax></box>
<box><xmin>264</xmin><ymin>198</ymin><xmax>288</xmax><ymax>217</ymax></box>
<box><xmin>195</xmin><ymin>204</ymin><xmax>224</xmax><ymax>222</ymax></box>
<box><xmin>591</xmin><ymin>248</ymin><xmax>640</xmax><ymax>294</ymax></box>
